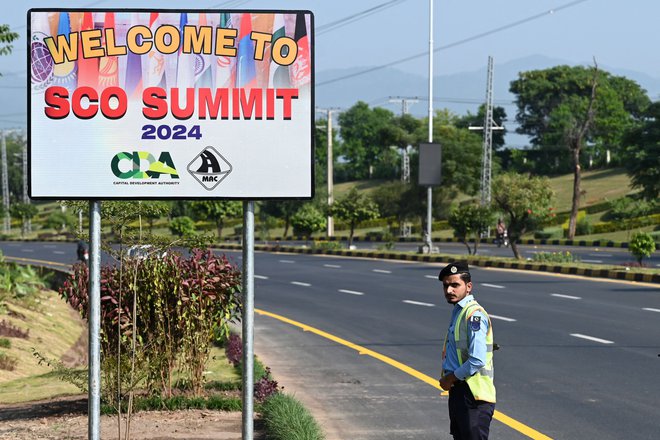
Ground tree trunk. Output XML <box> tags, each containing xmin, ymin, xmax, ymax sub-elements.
<box><xmin>567</xmin><ymin>148</ymin><xmax>581</xmax><ymax>239</ymax></box>
<box><xmin>472</xmin><ymin>236</ymin><xmax>480</xmax><ymax>255</ymax></box>
<box><xmin>216</xmin><ymin>221</ymin><xmax>223</xmax><ymax>240</ymax></box>
<box><xmin>510</xmin><ymin>241</ymin><xmax>521</xmax><ymax>260</ymax></box>
<box><xmin>348</xmin><ymin>224</ymin><xmax>355</xmax><ymax>248</ymax></box>
<box><xmin>461</xmin><ymin>239</ymin><xmax>472</xmax><ymax>255</ymax></box>
<box><xmin>283</xmin><ymin>219</ymin><xmax>290</xmax><ymax>238</ymax></box>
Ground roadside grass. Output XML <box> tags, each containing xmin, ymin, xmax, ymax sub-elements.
<box><xmin>261</xmin><ymin>393</ymin><xmax>325</xmax><ymax>440</ymax></box>
<box><xmin>546</xmin><ymin>168</ymin><xmax>637</xmax><ymax>212</ymax></box>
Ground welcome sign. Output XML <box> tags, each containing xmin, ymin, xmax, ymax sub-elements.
<box><xmin>28</xmin><ymin>10</ymin><xmax>314</xmax><ymax>199</ymax></box>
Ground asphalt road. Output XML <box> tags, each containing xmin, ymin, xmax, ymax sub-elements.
<box><xmin>2</xmin><ymin>241</ymin><xmax>659</xmax><ymax>439</ymax></box>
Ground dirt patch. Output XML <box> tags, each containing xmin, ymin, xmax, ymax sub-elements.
<box><xmin>0</xmin><ymin>396</ymin><xmax>265</xmax><ymax>440</ymax></box>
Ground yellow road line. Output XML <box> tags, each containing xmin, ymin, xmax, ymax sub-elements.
<box><xmin>3</xmin><ymin>255</ymin><xmax>70</xmax><ymax>268</ymax></box>
<box><xmin>256</xmin><ymin>307</ymin><xmax>553</xmax><ymax>440</ymax></box>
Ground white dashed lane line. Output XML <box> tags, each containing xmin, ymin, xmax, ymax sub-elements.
<box><xmin>254</xmin><ymin>275</ymin><xmax>269</xmax><ymax>280</ymax></box>
<box><xmin>551</xmin><ymin>293</ymin><xmax>581</xmax><ymax>300</ymax></box>
<box><xmin>588</xmin><ymin>253</ymin><xmax>612</xmax><ymax>257</ymax></box>
<box><xmin>372</xmin><ymin>269</ymin><xmax>391</xmax><ymax>274</ymax></box>
<box><xmin>324</xmin><ymin>264</ymin><xmax>341</xmax><ymax>268</ymax></box>
<box><xmin>489</xmin><ymin>314</ymin><xmax>516</xmax><ymax>322</ymax></box>
<box><xmin>642</xmin><ymin>308</ymin><xmax>660</xmax><ymax>313</ymax></box>
<box><xmin>291</xmin><ymin>281</ymin><xmax>311</xmax><ymax>287</ymax></box>
<box><xmin>53</xmin><ymin>251</ymin><xmax>66</xmax><ymax>255</ymax></box>
<box><xmin>481</xmin><ymin>283</ymin><xmax>505</xmax><ymax>289</ymax></box>
<box><xmin>581</xmin><ymin>259</ymin><xmax>603</xmax><ymax>264</ymax></box>
<box><xmin>425</xmin><ymin>275</ymin><xmax>437</xmax><ymax>279</ymax></box>
<box><xmin>279</xmin><ymin>259</ymin><xmax>295</xmax><ymax>264</ymax></box>
<box><xmin>403</xmin><ymin>300</ymin><xmax>435</xmax><ymax>307</ymax></box>
<box><xmin>570</xmin><ymin>333</ymin><xmax>614</xmax><ymax>344</ymax></box>
<box><xmin>338</xmin><ymin>289</ymin><xmax>364</xmax><ymax>296</ymax></box>
<box><xmin>21</xmin><ymin>249</ymin><xmax>34</xmax><ymax>252</ymax></box>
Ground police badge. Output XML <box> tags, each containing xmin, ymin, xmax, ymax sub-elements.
<box><xmin>470</xmin><ymin>316</ymin><xmax>481</xmax><ymax>331</ymax></box>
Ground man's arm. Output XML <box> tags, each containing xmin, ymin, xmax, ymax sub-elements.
<box><xmin>452</xmin><ymin>310</ymin><xmax>489</xmax><ymax>380</ymax></box>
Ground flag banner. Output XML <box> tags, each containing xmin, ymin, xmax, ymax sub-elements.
<box><xmin>28</xmin><ymin>9</ymin><xmax>314</xmax><ymax>200</ymax></box>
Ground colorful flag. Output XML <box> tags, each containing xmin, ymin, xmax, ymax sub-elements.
<box><xmin>146</xmin><ymin>13</ymin><xmax>166</xmax><ymax>88</ymax></box>
<box><xmin>252</xmin><ymin>14</ymin><xmax>274</xmax><ymax>88</ymax></box>
<box><xmin>124</xmin><ymin>13</ymin><xmax>143</xmax><ymax>99</ymax></box>
<box><xmin>214</xmin><ymin>13</ymin><xmax>235</xmax><ymax>88</ymax></box>
<box><xmin>176</xmin><ymin>13</ymin><xmax>195</xmax><ymax>89</ymax></box>
<box><xmin>30</xmin><ymin>12</ymin><xmax>54</xmax><ymax>93</ymax></box>
<box><xmin>52</xmin><ymin>12</ymin><xmax>77</xmax><ymax>93</ymax></box>
<box><xmin>236</xmin><ymin>13</ymin><xmax>256</xmax><ymax>88</ymax></box>
<box><xmin>268</xmin><ymin>14</ymin><xmax>290</xmax><ymax>88</ymax></box>
<box><xmin>98</xmin><ymin>12</ymin><xmax>119</xmax><ymax>89</ymax></box>
<box><xmin>77</xmin><ymin>12</ymin><xmax>98</xmax><ymax>88</ymax></box>
<box><xmin>289</xmin><ymin>13</ymin><xmax>311</xmax><ymax>88</ymax></box>
<box><xmin>194</xmin><ymin>13</ymin><xmax>213</xmax><ymax>88</ymax></box>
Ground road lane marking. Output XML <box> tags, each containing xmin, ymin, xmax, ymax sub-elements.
<box><xmin>643</xmin><ymin>308</ymin><xmax>660</xmax><ymax>313</ymax></box>
<box><xmin>291</xmin><ymin>281</ymin><xmax>311</xmax><ymax>287</ymax></box>
<box><xmin>581</xmin><ymin>259</ymin><xmax>603</xmax><ymax>263</ymax></box>
<box><xmin>425</xmin><ymin>275</ymin><xmax>437</xmax><ymax>279</ymax></box>
<box><xmin>570</xmin><ymin>333</ymin><xmax>614</xmax><ymax>344</ymax></box>
<box><xmin>372</xmin><ymin>269</ymin><xmax>391</xmax><ymax>274</ymax></box>
<box><xmin>588</xmin><ymin>253</ymin><xmax>612</xmax><ymax>257</ymax></box>
<box><xmin>43</xmin><ymin>244</ymin><xmax>56</xmax><ymax>248</ymax></box>
<box><xmin>403</xmin><ymin>300</ymin><xmax>435</xmax><ymax>307</ymax></box>
<box><xmin>53</xmin><ymin>251</ymin><xmax>66</xmax><ymax>255</ymax></box>
<box><xmin>489</xmin><ymin>314</ymin><xmax>517</xmax><ymax>322</ymax></box>
<box><xmin>256</xmin><ymin>308</ymin><xmax>553</xmax><ymax>440</ymax></box>
<box><xmin>3</xmin><ymin>256</ymin><xmax>70</xmax><ymax>268</ymax></box>
<box><xmin>324</xmin><ymin>264</ymin><xmax>341</xmax><ymax>268</ymax></box>
<box><xmin>279</xmin><ymin>259</ymin><xmax>295</xmax><ymax>264</ymax></box>
<box><xmin>254</xmin><ymin>275</ymin><xmax>269</xmax><ymax>280</ymax></box>
<box><xmin>481</xmin><ymin>283</ymin><xmax>505</xmax><ymax>289</ymax></box>
<box><xmin>551</xmin><ymin>293</ymin><xmax>581</xmax><ymax>300</ymax></box>
<box><xmin>21</xmin><ymin>249</ymin><xmax>34</xmax><ymax>252</ymax></box>
<box><xmin>338</xmin><ymin>289</ymin><xmax>364</xmax><ymax>296</ymax></box>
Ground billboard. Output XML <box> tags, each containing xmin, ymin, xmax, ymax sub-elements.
<box><xmin>28</xmin><ymin>10</ymin><xmax>314</xmax><ymax>199</ymax></box>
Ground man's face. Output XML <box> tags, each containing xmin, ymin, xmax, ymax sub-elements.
<box><xmin>442</xmin><ymin>274</ymin><xmax>472</xmax><ymax>304</ymax></box>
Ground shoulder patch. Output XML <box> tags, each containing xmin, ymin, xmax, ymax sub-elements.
<box><xmin>469</xmin><ymin>316</ymin><xmax>481</xmax><ymax>331</ymax></box>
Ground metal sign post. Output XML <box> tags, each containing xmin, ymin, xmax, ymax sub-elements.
<box><xmin>242</xmin><ymin>201</ymin><xmax>255</xmax><ymax>439</ymax></box>
<box><xmin>88</xmin><ymin>200</ymin><xmax>102</xmax><ymax>440</ymax></box>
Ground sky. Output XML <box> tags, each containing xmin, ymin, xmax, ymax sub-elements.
<box><xmin>2</xmin><ymin>0</ymin><xmax>659</xmax><ymax>129</ymax></box>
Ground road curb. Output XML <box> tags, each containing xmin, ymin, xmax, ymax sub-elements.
<box><xmin>217</xmin><ymin>243</ymin><xmax>660</xmax><ymax>284</ymax></box>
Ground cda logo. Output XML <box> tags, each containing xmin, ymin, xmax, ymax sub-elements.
<box><xmin>111</xmin><ymin>151</ymin><xmax>179</xmax><ymax>179</ymax></box>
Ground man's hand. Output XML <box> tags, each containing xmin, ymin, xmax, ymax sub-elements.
<box><xmin>439</xmin><ymin>373</ymin><xmax>457</xmax><ymax>391</ymax></box>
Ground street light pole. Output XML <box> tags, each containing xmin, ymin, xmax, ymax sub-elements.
<box><xmin>425</xmin><ymin>0</ymin><xmax>434</xmax><ymax>252</ymax></box>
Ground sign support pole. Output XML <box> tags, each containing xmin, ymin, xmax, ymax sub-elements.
<box><xmin>88</xmin><ymin>200</ymin><xmax>102</xmax><ymax>440</ymax></box>
<box><xmin>242</xmin><ymin>201</ymin><xmax>255</xmax><ymax>439</ymax></box>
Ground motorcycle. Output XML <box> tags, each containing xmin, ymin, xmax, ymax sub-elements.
<box><xmin>496</xmin><ymin>230</ymin><xmax>509</xmax><ymax>248</ymax></box>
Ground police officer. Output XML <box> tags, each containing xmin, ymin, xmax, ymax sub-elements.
<box><xmin>438</xmin><ymin>262</ymin><xmax>495</xmax><ymax>440</ymax></box>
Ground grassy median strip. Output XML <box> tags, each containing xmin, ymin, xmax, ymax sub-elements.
<box><xmin>261</xmin><ymin>393</ymin><xmax>325</xmax><ymax>440</ymax></box>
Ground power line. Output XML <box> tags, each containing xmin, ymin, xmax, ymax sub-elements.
<box><xmin>317</xmin><ymin>0</ymin><xmax>408</xmax><ymax>35</ymax></box>
<box><xmin>318</xmin><ymin>0</ymin><xmax>591</xmax><ymax>87</ymax></box>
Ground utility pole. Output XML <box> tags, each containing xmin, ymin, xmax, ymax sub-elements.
<box><xmin>388</xmin><ymin>96</ymin><xmax>418</xmax><ymax>184</ymax></box>
<box><xmin>316</xmin><ymin>108</ymin><xmax>340</xmax><ymax>237</ymax></box>
<box><xmin>22</xmin><ymin>134</ymin><xmax>31</xmax><ymax>234</ymax></box>
<box><xmin>469</xmin><ymin>56</ymin><xmax>503</xmax><ymax>207</ymax></box>
<box><xmin>424</xmin><ymin>0</ymin><xmax>434</xmax><ymax>253</ymax></box>
<box><xmin>1</xmin><ymin>131</ymin><xmax>10</xmax><ymax>233</ymax></box>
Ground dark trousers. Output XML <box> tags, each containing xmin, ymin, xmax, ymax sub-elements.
<box><xmin>448</xmin><ymin>381</ymin><xmax>495</xmax><ymax>440</ymax></box>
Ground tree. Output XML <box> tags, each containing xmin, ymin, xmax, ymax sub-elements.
<box><xmin>337</xmin><ymin>101</ymin><xmax>394</xmax><ymax>179</ymax></box>
<box><xmin>190</xmin><ymin>201</ymin><xmax>242</xmax><ymax>240</ymax></box>
<box><xmin>10</xmin><ymin>203</ymin><xmax>38</xmax><ymax>238</ymax></box>
<box><xmin>331</xmin><ymin>188</ymin><xmax>379</xmax><ymax>248</ymax></box>
<box><xmin>448</xmin><ymin>204</ymin><xmax>493</xmax><ymax>255</ymax></box>
<box><xmin>456</xmin><ymin>104</ymin><xmax>508</xmax><ymax>150</ymax></box>
<box><xmin>628</xmin><ymin>232</ymin><xmax>656</xmax><ymax>265</ymax></box>
<box><xmin>492</xmin><ymin>173</ymin><xmax>555</xmax><ymax>259</ymax></box>
<box><xmin>0</xmin><ymin>24</ymin><xmax>19</xmax><ymax>58</ymax></box>
<box><xmin>290</xmin><ymin>204</ymin><xmax>326</xmax><ymax>237</ymax></box>
<box><xmin>510</xmin><ymin>64</ymin><xmax>650</xmax><ymax>238</ymax></box>
<box><xmin>169</xmin><ymin>216</ymin><xmax>196</xmax><ymax>237</ymax></box>
<box><xmin>260</xmin><ymin>200</ymin><xmax>303</xmax><ymax>237</ymax></box>
<box><xmin>622</xmin><ymin>101</ymin><xmax>660</xmax><ymax>200</ymax></box>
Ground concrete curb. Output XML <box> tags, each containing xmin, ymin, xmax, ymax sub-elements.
<box><xmin>217</xmin><ymin>243</ymin><xmax>660</xmax><ymax>284</ymax></box>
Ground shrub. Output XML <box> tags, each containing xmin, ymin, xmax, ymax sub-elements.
<box><xmin>261</xmin><ymin>393</ymin><xmax>325</xmax><ymax>440</ymax></box>
<box><xmin>629</xmin><ymin>232</ymin><xmax>656</xmax><ymax>264</ymax></box>
<box><xmin>531</xmin><ymin>251</ymin><xmax>579</xmax><ymax>263</ymax></box>
<box><xmin>0</xmin><ymin>319</ymin><xmax>29</xmax><ymax>339</ymax></box>
<box><xmin>575</xmin><ymin>218</ymin><xmax>593</xmax><ymax>236</ymax></box>
<box><xmin>169</xmin><ymin>216</ymin><xmax>196</xmax><ymax>237</ymax></box>
<box><xmin>59</xmin><ymin>249</ymin><xmax>242</xmax><ymax>399</ymax></box>
<box><xmin>225</xmin><ymin>333</ymin><xmax>242</xmax><ymax>367</ymax></box>
<box><xmin>312</xmin><ymin>240</ymin><xmax>342</xmax><ymax>250</ymax></box>
<box><xmin>0</xmin><ymin>337</ymin><xmax>10</xmax><ymax>348</ymax></box>
<box><xmin>0</xmin><ymin>351</ymin><xmax>18</xmax><ymax>371</ymax></box>
<box><xmin>43</xmin><ymin>211</ymin><xmax>77</xmax><ymax>232</ymax></box>
<box><xmin>254</xmin><ymin>367</ymin><xmax>281</xmax><ymax>402</ymax></box>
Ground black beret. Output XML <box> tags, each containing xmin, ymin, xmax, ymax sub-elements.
<box><xmin>438</xmin><ymin>262</ymin><xmax>470</xmax><ymax>280</ymax></box>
